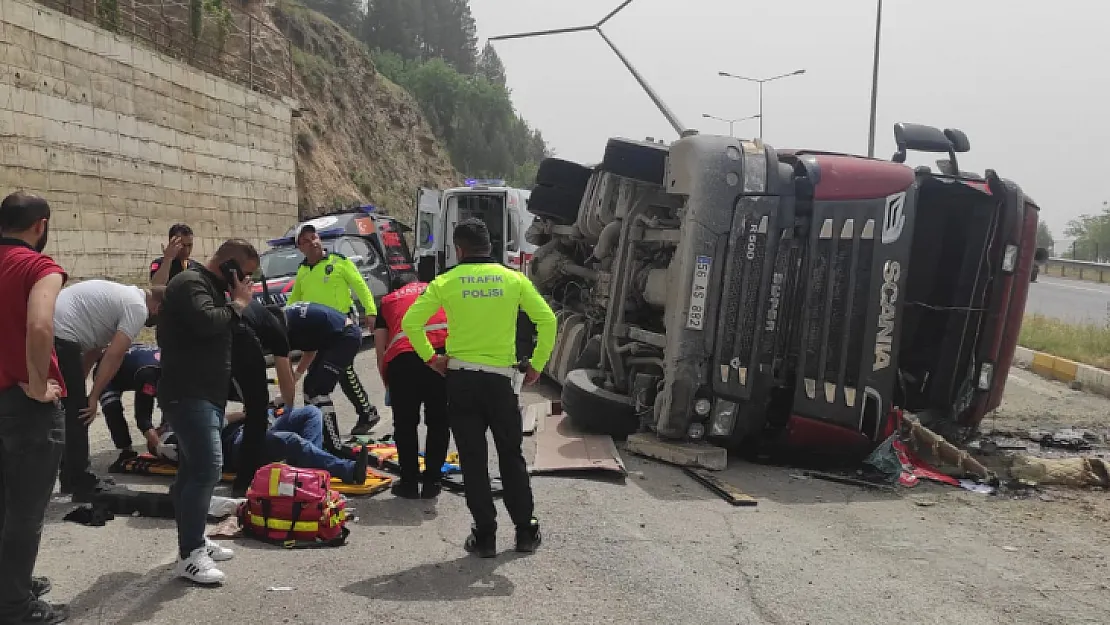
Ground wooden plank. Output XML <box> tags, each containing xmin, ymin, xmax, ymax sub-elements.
<box><xmin>683</xmin><ymin>467</ymin><xmax>757</xmax><ymax>507</ymax></box>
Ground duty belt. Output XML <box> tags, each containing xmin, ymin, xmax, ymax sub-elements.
<box><xmin>446</xmin><ymin>359</ymin><xmax>516</xmax><ymax>379</ymax></box>
<box><xmin>388</xmin><ymin>323</ymin><xmax>449</xmax><ymax>348</ymax></box>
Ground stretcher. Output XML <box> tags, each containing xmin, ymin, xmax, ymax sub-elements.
<box><xmin>108</xmin><ymin>453</ymin><xmax>393</xmax><ymax>497</ymax></box>
<box><xmin>353</xmin><ymin>438</ymin><xmax>504</xmax><ymax>498</ymax></box>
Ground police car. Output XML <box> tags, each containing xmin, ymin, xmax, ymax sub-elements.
<box><xmin>253</xmin><ymin>206</ymin><xmax>417</xmax><ymax>320</ymax></box>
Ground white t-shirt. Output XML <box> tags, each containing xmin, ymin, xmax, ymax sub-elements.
<box><xmin>54</xmin><ymin>280</ymin><xmax>149</xmax><ymax>352</ymax></box>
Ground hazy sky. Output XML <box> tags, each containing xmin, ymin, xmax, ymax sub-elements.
<box><xmin>469</xmin><ymin>0</ymin><xmax>1109</xmax><ymax>238</ymax></box>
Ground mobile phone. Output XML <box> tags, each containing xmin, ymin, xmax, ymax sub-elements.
<box><xmin>219</xmin><ymin>259</ymin><xmax>243</xmax><ymax>284</ymax></box>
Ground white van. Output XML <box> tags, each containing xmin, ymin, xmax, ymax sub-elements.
<box><xmin>413</xmin><ymin>179</ymin><xmax>538</xmax><ymax>280</ymax></box>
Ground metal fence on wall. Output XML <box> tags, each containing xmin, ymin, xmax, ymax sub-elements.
<box><xmin>36</xmin><ymin>0</ymin><xmax>293</xmax><ymax>101</ymax></box>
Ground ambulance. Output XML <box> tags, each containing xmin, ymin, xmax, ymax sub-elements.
<box><xmin>413</xmin><ymin>179</ymin><xmax>537</xmax><ymax>280</ymax></box>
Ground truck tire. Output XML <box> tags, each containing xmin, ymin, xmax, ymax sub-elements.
<box><xmin>562</xmin><ymin>368</ymin><xmax>639</xmax><ymax>438</ymax></box>
<box><xmin>1030</xmin><ymin>263</ymin><xmax>1040</xmax><ymax>282</ymax></box>
<box><xmin>535</xmin><ymin>158</ymin><xmax>592</xmax><ymax>194</ymax></box>
<box><xmin>528</xmin><ymin>184</ymin><xmax>582</xmax><ymax>225</ymax></box>
<box><xmin>600</xmin><ymin>138</ymin><xmax>669</xmax><ymax>185</ymax></box>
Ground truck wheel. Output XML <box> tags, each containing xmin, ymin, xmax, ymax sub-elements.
<box><xmin>600</xmin><ymin>138</ymin><xmax>669</xmax><ymax>185</ymax></box>
<box><xmin>528</xmin><ymin>184</ymin><xmax>582</xmax><ymax>225</ymax></box>
<box><xmin>535</xmin><ymin>158</ymin><xmax>592</xmax><ymax>194</ymax></box>
<box><xmin>562</xmin><ymin>368</ymin><xmax>639</xmax><ymax>438</ymax></box>
<box><xmin>1030</xmin><ymin>263</ymin><xmax>1040</xmax><ymax>282</ymax></box>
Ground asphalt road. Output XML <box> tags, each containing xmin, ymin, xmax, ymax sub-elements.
<box><xmin>37</xmin><ymin>349</ymin><xmax>1110</xmax><ymax>625</ymax></box>
<box><xmin>1026</xmin><ymin>275</ymin><xmax>1110</xmax><ymax>322</ymax></box>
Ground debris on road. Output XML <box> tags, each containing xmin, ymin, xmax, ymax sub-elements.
<box><xmin>683</xmin><ymin>467</ymin><xmax>757</xmax><ymax>507</ymax></box>
<box><xmin>902</xmin><ymin>416</ymin><xmax>997</xmax><ymax>485</ymax></box>
<box><xmin>266</xmin><ymin>586</ymin><xmax>295</xmax><ymax>592</ymax></box>
<box><xmin>803</xmin><ymin>470</ymin><xmax>891</xmax><ymax>491</ymax></box>
<box><xmin>1032</xmin><ymin>428</ymin><xmax>1096</xmax><ymax>452</ymax></box>
<box><xmin>531</xmin><ymin>413</ymin><xmax>626</xmax><ymax>477</ymax></box>
<box><xmin>63</xmin><ymin>503</ymin><xmax>115</xmax><ymax>527</ymax></box>
<box><xmin>1010</xmin><ymin>455</ymin><xmax>1110</xmax><ymax>487</ymax></box>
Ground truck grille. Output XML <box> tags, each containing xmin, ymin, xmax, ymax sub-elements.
<box><xmin>713</xmin><ymin>197</ymin><xmax>789</xmax><ymax>400</ymax></box>
<box><xmin>795</xmin><ymin>208</ymin><xmax>880</xmax><ymax>429</ymax></box>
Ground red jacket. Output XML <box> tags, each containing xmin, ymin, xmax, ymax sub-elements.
<box><xmin>378</xmin><ymin>282</ymin><xmax>447</xmax><ymax>385</ymax></box>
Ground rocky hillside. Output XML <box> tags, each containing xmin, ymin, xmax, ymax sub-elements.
<box><xmin>266</xmin><ymin>0</ymin><xmax>459</xmax><ymax>222</ymax></box>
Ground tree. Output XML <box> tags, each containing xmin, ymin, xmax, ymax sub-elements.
<box><xmin>363</xmin><ymin>0</ymin><xmax>419</xmax><ymax>59</ymax></box>
<box><xmin>302</xmin><ymin>0</ymin><xmax>362</xmax><ymax>29</ymax></box>
<box><xmin>1036</xmin><ymin>222</ymin><xmax>1054</xmax><ymax>253</ymax></box>
<box><xmin>1064</xmin><ymin>201</ymin><xmax>1110</xmax><ymax>261</ymax></box>
<box><xmin>477</xmin><ymin>42</ymin><xmax>506</xmax><ymax>86</ymax></box>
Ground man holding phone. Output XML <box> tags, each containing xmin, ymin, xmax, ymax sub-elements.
<box><xmin>156</xmin><ymin>239</ymin><xmax>258</xmax><ymax>586</ymax></box>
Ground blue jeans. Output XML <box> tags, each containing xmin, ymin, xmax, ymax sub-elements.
<box><xmin>264</xmin><ymin>406</ymin><xmax>356</xmax><ymax>482</ymax></box>
<box><xmin>164</xmin><ymin>399</ymin><xmax>224</xmax><ymax>559</ymax></box>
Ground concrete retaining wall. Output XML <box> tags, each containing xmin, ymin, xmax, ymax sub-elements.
<box><xmin>0</xmin><ymin>0</ymin><xmax>297</xmax><ymax>279</ymax></box>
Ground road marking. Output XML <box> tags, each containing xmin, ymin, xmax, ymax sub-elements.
<box><xmin>1034</xmin><ymin>278</ymin><xmax>1110</xmax><ymax>295</ymax></box>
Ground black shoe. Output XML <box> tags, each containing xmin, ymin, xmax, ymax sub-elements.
<box><xmin>31</xmin><ymin>577</ymin><xmax>51</xmax><ymax>598</ymax></box>
<box><xmin>464</xmin><ymin>530</ymin><xmax>496</xmax><ymax>558</ymax></box>
<box><xmin>17</xmin><ymin>599</ymin><xmax>68</xmax><ymax>624</ymax></box>
<box><xmin>116</xmin><ymin>449</ymin><xmax>139</xmax><ymax>463</ymax></box>
<box><xmin>515</xmin><ymin>518</ymin><xmax>542</xmax><ymax>553</ymax></box>
<box><xmin>350</xmin><ymin>412</ymin><xmax>381</xmax><ymax>436</ymax></box>
<box><xmin>420</xmin><ymin>480</ymin><xmax>442</xmax><ymax>500</ymax></box>
<box><xmin>346</xmin><ymin>445</ymin><xmax>369</xmax><ymax>485</ymax></box>
<box><xmin>390</xmin><ymin>480</ymin><xmax>420</xmax><ymax>499</ymax></box>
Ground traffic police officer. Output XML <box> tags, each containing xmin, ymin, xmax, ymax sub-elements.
<box><xmin>288</xmin><ymin>223</ymin><xmax>381</xmax><ymax>435</ymax></box>
<box><xmin>402</xmin><ymin>218</ymin><xmax>556</xmax><ymax>557</ymax></box>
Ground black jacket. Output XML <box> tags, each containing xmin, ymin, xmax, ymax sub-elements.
<box><xmin>156</xmin><ymin>267</ymin><xmax>241</xmax><ymax>408</ymax></box>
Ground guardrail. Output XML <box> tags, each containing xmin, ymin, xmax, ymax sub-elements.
<box><xmin>1044</xmin><ymin>257</ymin><xmax>1110</xmax><ymax>283</ymax></box>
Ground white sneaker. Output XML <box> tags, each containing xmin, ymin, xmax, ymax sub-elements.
<box><xmin>205</xmin><ymin>537</ymin><xmax>235</xmax><ymax>562</ymax></box>
<box><xmin>176</xmin><ymin>547</ymin><xmax>226</xmax><ymax>585</ymax></box>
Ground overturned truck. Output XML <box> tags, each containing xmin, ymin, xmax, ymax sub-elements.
<box><xmin>526</xmin><ymin>123</ymin><xmax>1041</xmax><ymax>457</ymax></box>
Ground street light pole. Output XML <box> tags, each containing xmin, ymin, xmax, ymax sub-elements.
<box><xmin>717</xmin><ymin>69</ymin><xmax>806</xmax><ymax>140</ymax></box>
<box><xmin>489</xmin><ymin>0</ymin><xmax>689</xmax><ymax>136</ymax></box>
<box><xmin>701</xmin><ymin>113</ymin><xmax>761</xmax><ymax>137</ymax></box>
<box><xmin>867</xmin><ymin>0</ymin><xmax>883</xmax><ymax>158</ymax></box>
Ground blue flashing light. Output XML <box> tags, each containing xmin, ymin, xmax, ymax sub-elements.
<box><xmin>465</xmin><ymin>178</ymin><xmax>505</xmax><ymax>187</ymax></box>
<box><xmin>357</xmin><ymin>204</ymin><xmax>376</xmax><ymax>213</ymax></box>
<box><xmin>267</xmin><ymin>226</ymin><xmax>347</xmax><ymax>248</ymax></box>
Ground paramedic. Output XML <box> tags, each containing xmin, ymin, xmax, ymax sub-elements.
<box><xmin>156</xmin><ymin>238</ymin><xmax>257</xmax><ymax>586</ymax></box>
<box><xmin>289</xmin><ymin>223</ymin><xmax>381</xmax><ymax>435</ymax></box>
<box><xmin>402</xmin><ymin>218</ymin><xmax>557</xmax><ymax>557</ymax></box>
<box><xmin>94</xmin><ymin>343</ymin><xmax>163</xmax><ymax>462</ymax></box>
<box><xmin>283</xmin><ymin>301</ymin><xmax>365</xmax><ymax>456</ymax></box>
<box><xmin>0</xmin><ymin>191</ymin><xmax>68</xmax><ymax>624</ymax></box>
<box><xmin>374</xmin><ymin>276</ymin><xmax>449</xmax><ymax>500</ymax></box>
<box><xmin>150</xmin><ymin>223</ymin><xmax>202</xmax><ymax>286</ymax></box>
<box><xmin>53</xmin><ymin>279</ymin><xmax>165</xmax><ymax>500</ymax></box>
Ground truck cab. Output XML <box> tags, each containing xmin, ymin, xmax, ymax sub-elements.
<box><xmin>413</xmin><ymin>179</ymin><xmax>537</xmax><ymax>281</ymax></box>
<box><xmin>529</xmin><ymin>124</ymin><xmax>1039</xmax><ymax>456</ymax></box>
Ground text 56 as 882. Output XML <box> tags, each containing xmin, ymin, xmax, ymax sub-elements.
<box><xmin>686</xmin><ymin>255</ymin><xmax>712</xmax><ymax>330</ymax></box>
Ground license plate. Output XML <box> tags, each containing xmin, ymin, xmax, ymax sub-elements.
<box><xmin>686</xmin><ymin>255</ymin><xmax>712</xmax><ymax>330</ymax></box>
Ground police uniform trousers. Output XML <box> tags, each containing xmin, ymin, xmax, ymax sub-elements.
<box><xmin>388</xmin><ymin>351</ymin><xmax>449</xmax><ymax>486</ymax></box>
<box><xmin>340</xmin><ymin>309</ymin><xmax>378</xmax><ymax>426</ymax></box>
<box><xmin>447</xmin><ymin>368</ymin><xmax>533</xmax><ymax>534</ymax></box>
<box><xmin>304</xmin><ymin>325</ymin><xmax>364</xmax><ymax>453</ymax></box>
